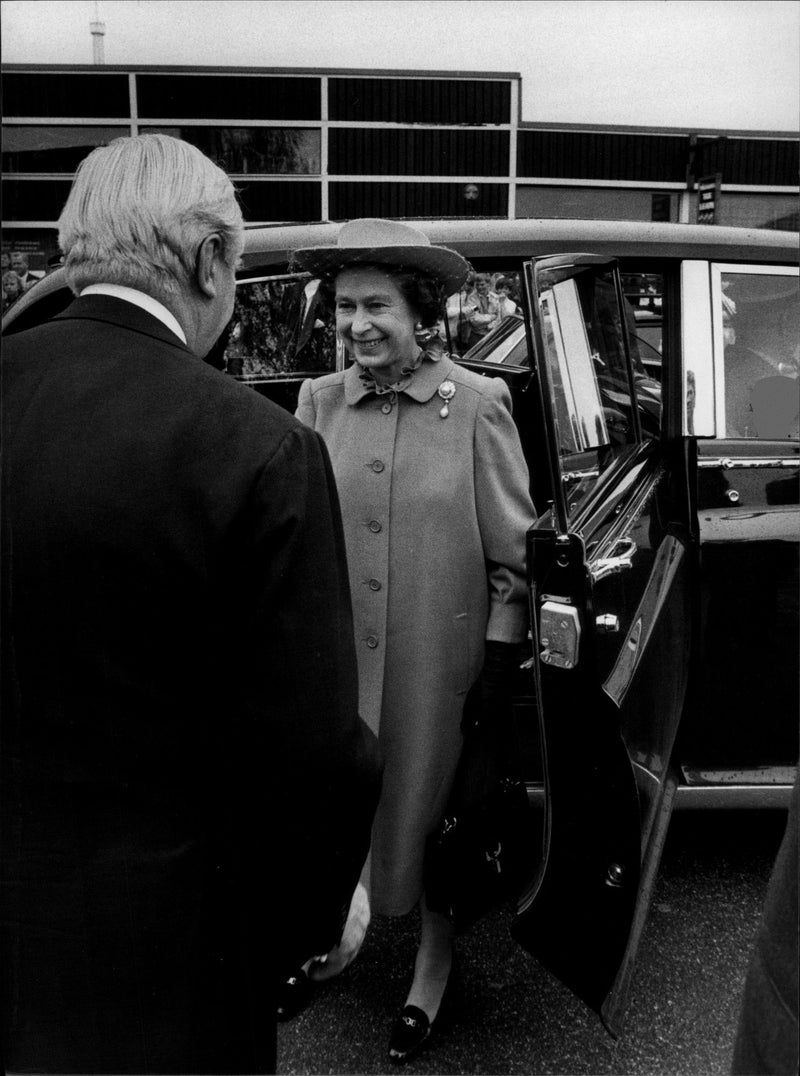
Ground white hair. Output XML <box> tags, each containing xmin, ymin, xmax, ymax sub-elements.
<box><xmin>58</xmin><ymin>134</ymin><xmax>244</xmax><ymax>298</ymax></box>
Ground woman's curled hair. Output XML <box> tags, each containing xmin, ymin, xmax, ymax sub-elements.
<box><xmin>314</xmin><ymin>264</ymin><xmax>447</xmax><ymax>329</ymax></box>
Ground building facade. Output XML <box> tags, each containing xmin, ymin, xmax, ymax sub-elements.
<box><xmin>2</xmin><ymin>64</ymin><xmax>798</xmax><ymax>270</ymax></box>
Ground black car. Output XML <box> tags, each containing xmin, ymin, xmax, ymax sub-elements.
<box><xmin>5</xmin><ymin>217</ymin><xmax>797</xmax><ymax>1034</ymax></box>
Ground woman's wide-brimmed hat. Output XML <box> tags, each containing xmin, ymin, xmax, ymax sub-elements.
<box><xmin>291</xmin><ymin>218</ymin><xmax>471</xmax><ymax>294</ymax></box>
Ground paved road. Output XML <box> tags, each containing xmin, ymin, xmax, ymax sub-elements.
<box><xmin>277</xmin><ymin>808</ymin><xmax>787</xmax><ymax>1075</ymax></box>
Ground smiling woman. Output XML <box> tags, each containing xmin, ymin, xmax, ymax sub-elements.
<box><xmin>288</xmin><ymin>218</ymin><xmax>536</xmax><ymax>1063</ymax></box>
<box><xmin>333</xmin><ymin>267</ymin><xmax>432</xmax><ymax>384</ymax></box>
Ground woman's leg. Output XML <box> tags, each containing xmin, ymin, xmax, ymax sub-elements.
<box><xmin>404</xmin><ymin>897</ymin><xmax>455</xmax><ymax>1021</ymax></box>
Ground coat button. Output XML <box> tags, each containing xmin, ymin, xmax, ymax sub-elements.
<box><xmin>368</xmin><ymin>520</ymin><xmax>382</xmax><ymax>533</ymax></box>
<box><xmin>366</xmin><ymin>635</ymin><xmax>379</xmax><ymax>649</ymax></box>
<box><xmin>381</xmin><ymin>402</ymin><xmax>392</xmax><ymax>415</ymax></box>
<box><xmin>368</xmin><ymin>578</ymin><xmax>382</xmax><ymax>591</ymax></box>
<box><xmin>371</xmin><ymin>460</ymin><xmax>385</xmax><ymax>473</ymax></box>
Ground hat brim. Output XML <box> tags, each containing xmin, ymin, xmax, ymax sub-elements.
<box><xmin>291</xmin><ymin>244</ymin><xmax>470</xmax><ymax>295</ymax></box>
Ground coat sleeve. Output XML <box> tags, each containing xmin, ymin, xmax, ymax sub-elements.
<box><xmin>295</xmin><ymin>377</ymin><xmax>316</xmax><ymax>427</ymax></box>
<box><xmin>233</xmin><ymin>421</ymin><xmax>381</xmax><ymax>981</ymax></box>
<box><xmin>473</xmin><ymin>378</ymin><xmax>536</xmax><ymax>644</ymax></box>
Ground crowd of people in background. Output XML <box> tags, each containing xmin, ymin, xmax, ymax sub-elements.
<box><xmin>444</xmin><ymin>270</ymin><xmax>521</xmax><ymax>354</ymax></box>
<box><xmin>1</xmin><ymin>249</ymin><xmax>46</xmax><ymax>313</ymax></box>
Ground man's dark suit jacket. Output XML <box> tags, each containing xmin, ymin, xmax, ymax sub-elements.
<box><xmin>1</xmin><ymin>295</ymin><xmax>381</xmax><ymax>1074</ymax></box>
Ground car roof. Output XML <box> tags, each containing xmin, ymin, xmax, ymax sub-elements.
<box><xmin>4</xmin><ymin>218</ymin><xmax>797</xmax><ymax>336</ymax></box>
<box><xmin>243</xmin><ymin>217</ymin><xmax>800</xmax><ymax>271</ymax></box>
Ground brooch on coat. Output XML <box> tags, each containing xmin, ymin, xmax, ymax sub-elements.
<box><xmin>437</xmin><ymin>380</ymin><xmax>456</xmax><ymax>418</ymax></box>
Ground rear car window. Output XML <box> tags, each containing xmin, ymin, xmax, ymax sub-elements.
<box><xmin>718</xmin><ymin>269</ymin><xmax>799</xmax><ymax>440</ymax></box>
<box><xmin>223</xmin><ymin>274</ymin><xmax>337</xmax><ymax>382</ymax></box>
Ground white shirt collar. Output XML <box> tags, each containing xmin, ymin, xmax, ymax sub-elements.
<box><xmin>80</xmin><ymin>283</ymin><xmax>187</xmax><ymax>345</ymax></box>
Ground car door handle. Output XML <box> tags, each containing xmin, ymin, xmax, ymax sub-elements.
<box><xmin>590</xmin><ymin>536</ymin><xmax>637</xmax><ymax>583</ymax></box>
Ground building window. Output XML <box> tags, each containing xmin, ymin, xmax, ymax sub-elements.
<box><xmin>516</xmin><ymin>185</ymin><xmax>679</xmax><ymax>222</ymax></box>
<box><xmin>330</xmin><ymin>128</ymin><xmax>509</xmax><ymax>177</ymax></box>
<box><xmin>691</xmin><ymin>137</ymin><xmax>799</xmax><ymax>186</ymax></box>
<box><xmin>330</xmin><ymin>182</ymin><xmax>508</xmax><ymax>220</ymax></box>
<box><xmin>142</xmin><ymin>126</ymin><xmax>321</xmax><ymax>175</ymax></box>
<box><xmin>234</xmin><ymin>181</ymin><xmax>321</xmax><ymax>222</ymax></box>
<box><xmin>2</xmin><ymin>126</ymin><xmax>130</xmax><ymax>173</ymax></box>
<box><xmin>136</xmin><ymin>74</ymin><xmax>320</xmax><ymax>120</ymax></box>
<box><xmin>2</xmin><ymin>179</ymin><xmax>73</xmax><ymax>221</ymax></box>
<box><xmin>517</xmin><ymin>129</ymin><xmax>687</xmax><ymax>183</ymax></box>
<box><xmin>651</xmin><ymin>193</ymin><xmax>672</xmax><ymax>222</ymax></box>
<box><xmin>1</xmin><ymin>72</ymin><xmax>130</xmax><ymax>118</ymax></box>
<box><xmin>330</xmin><ymin>77</ymin><xmax>510</xmax><ymax>125</ymax></box>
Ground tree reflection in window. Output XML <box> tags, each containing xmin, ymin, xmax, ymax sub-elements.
<box><xmin>224</xmin><ymin>276</ymin><xmax>337</xmax><ymax>380</ymax></box>
<box><xmin>142</xmin><ymin>126</ymin><xmax>320</xmax><ymax>174</ymax></box>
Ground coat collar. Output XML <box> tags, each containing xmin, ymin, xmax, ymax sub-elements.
<box><xmin>54</xmin><ymin>294</ymin><xmax>194</xmax><ymax>355</ymax></box>
<box><xmin>343</xmin><ymin>353</ymin><xmax>456</xmax><ymax>406</ymax></box>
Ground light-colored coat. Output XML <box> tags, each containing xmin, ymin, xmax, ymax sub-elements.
<box><xmin>296</xmin><ymin>355</ymin><xmax>534</xmax><ymax>915</ymax></box>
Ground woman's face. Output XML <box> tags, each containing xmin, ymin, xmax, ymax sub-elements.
<box><xmin>334</xmin><ymin>267</ymin><xmax>420</xmax><ymax>385</ymax></box>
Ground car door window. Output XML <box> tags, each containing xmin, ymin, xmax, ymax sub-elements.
<box><xmin>713</xmin><ymin>265</ymin><xmax>799</xmax><ymax>440</ymax></box>
<box><xmin>622</xmin><ymin>272</ymin><xmax>663</xmax><ymax>382</ymax></box>
<box><xmin>223</xmin><ymin>273</ymin><xmax>337</xmax><ymax>382</ymax></box>
<box><xmin>531</xmin><ymin>261</ymin><xmax>659</xmax><ymax>522</ymax></box>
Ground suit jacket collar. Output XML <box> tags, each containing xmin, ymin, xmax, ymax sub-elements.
<box><xmin>344</xmin><ymin>353</ymin><xmax>456</xmax><ymax>406</ymax></box>
<box><xmin>54</xmin><ymin>294</ymin><xmax>194</xmax><ymax>355</ymax></box>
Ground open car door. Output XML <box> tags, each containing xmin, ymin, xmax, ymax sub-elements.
<box><xmin>511</xmin><ymin>255</ymin><xmax>696</xmax><ymax>1035</ymax></box>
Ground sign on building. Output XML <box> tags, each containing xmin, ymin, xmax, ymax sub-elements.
<box><xmin>697</xmin><ymin>173</ymin><xmax>722</xmax><ymax>225</ymax></box>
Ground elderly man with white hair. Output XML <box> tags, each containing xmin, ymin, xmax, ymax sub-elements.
<box><xmin>1</xmin><ymin>134</ymin><xmax>381</xmax><ymax>1075</ymax></box>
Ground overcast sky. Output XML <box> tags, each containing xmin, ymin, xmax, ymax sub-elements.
<box><xmin>2</xmin><ymin>0</ymin><xmax>798</xmax><ymax>131</ymax></box>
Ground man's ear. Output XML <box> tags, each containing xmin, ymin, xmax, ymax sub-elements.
<box><xmin>195</xmin><ymin>233</ymin><xmax>225</xmax><ymax>299</ymax></box>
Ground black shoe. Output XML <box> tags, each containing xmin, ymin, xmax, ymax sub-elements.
<box><xmin>388</xmin><ymin>1005</ymin><xmax>431</xmax><ymax>1064</ymax></box>
<box><xmin>388</xmin><ymin>954</ymin><xmax>457</xmax><ymax>1064</ymax></box>
<box><xmin>276</xmin><ymin>968</ymin><xmax>312</xmax><ymax>1022</ymax></box>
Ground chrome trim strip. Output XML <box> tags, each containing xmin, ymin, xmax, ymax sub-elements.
<box><xmin>697</xmin><ymin>456</ymin><xmax>799</xmax><ymax>469</ymax></box>
<box><xmin>674</xmin><ymin>784</ymin><xmax>793</xmax><ymax>810</ymax></box>
<box><xmin>681</xmin><ymin>261</ymin><xmax>716</xmax><ymax>437</ymax></box>
<box><xmin>234</xmin><ymin>375</ymin><xmax>325</xmax><ymax>385</ymax></box>
<box><xmin>525</xmin><ymin>783</ymin><xmax>545</xmax><ymax>806</ymax></box>
<box><xmin>584</xmin><ymin>456</ymin><xmax>661</xmax><ymax>559</ymax></box>
<box><xmin>562</xmin><ymin>468</ymin><xmax>601</xmax><ymax>485</ymax></box>
<box><xmin>527</xmin><ymin>782</ymin><xmax>794</xmax><ymax>809</ymax></box>
<box><xmin>602</xmin><ymin>533</ymin><xmax>686</xmax><ymax>707</ymax></box>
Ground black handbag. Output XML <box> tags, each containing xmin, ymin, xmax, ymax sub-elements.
<box><xmin>424</xmin><ymin>644</ymin><xmax>536</xmax><ymax>932</ymax></box>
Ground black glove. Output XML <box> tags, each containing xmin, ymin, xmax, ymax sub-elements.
<box><xmin>461</xmin><ymin>640</ymin><xmax>529</xmax><ymax>734</ymax></box>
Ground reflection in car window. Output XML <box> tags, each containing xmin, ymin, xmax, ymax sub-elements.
<box><xmin>720</xmin><ymin>271</ymin><xmax>799</xmax><ymax>440</ymax></box>
<box><xmin>536</xmin><ymin>266</ymin><xmax>664</xmax><ymax>519</ymax></box>
<box><xmin>622</xmin><ymin>272</ymin><xmax>663</xmax><ymax>379</ymax></box>
<box><xmin>622</xmin><ymin>273</ymin><xmax>664</xmax><ymax>439</ymax></box>
<box><xmin>542</xmin><ymin>282</ymin><xmax>610</xmax><ymax>452</ymax></box>
<box><xmin>443</xmin><ymin>269</ymin><xmax>523</xmax><ymax>357</ymax></box>
<box><xmin>459</xmin><ymin>314</ymin><xmax>529</xmax><ymax>367</ymax></box>
<box><xmin>224</xmin><ymin>275</ymin><xmax>337</xmax><ymax>381</ymax></box>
